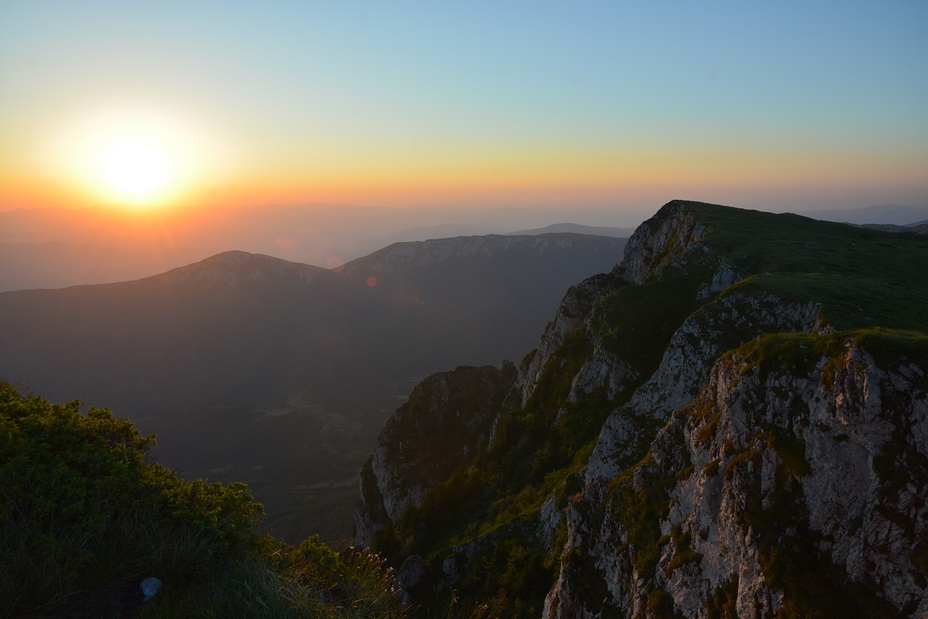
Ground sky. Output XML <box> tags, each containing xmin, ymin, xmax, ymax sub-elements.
<box><xmin>2</xmin><ymin>1</ymin><xmax>927</xmax><ymax>217</ymax></box>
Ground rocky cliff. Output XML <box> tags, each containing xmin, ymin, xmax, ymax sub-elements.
<box><xmin>547</xmin><ymin>334</ymin><xmax>928</xmax><ymax>619</ymax></box>
<box><xmin>355</xmin><ymin>364</ymin><xmax>516</xmax><ymax>548</ymax></box>
<box><xmin>356</xmin><ymin>200</ymin><xmax>928</xmax><ymax>618</ymax></box>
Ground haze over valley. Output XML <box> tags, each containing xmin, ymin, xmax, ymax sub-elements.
<box><xmin>0</xmin><ymin>202</ymin><xmax>637</xmax><ymax>292</ymax></box>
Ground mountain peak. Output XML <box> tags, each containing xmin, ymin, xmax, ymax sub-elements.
<box><xmin>156</xmin><ymin>250</ymin><xmax>330</xmax><ymax>287</ymax></box>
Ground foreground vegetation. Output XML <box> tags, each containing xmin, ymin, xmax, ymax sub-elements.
<box><xmin>0</xmin><ymin>382</ymin><xmax>402</xmax><ymax>619</ymax></box>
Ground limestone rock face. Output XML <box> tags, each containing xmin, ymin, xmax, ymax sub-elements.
<box><xmin>354</xmin><ymin>363</ymin><xmax>515</xmax><ymax>548</ymax></box>
<box><xmin>585</xmin><ymin>291</ymin><xmax>827</xmax><ymax>484</ymax></box>
<box><xmin>517</xmin><ymin>200</ymin><xmax>717</xmax><ymax>409</ymax></box>
<box><xmin>613</xmin><ymin>200</ymin><xmax>707</xmax><ymax>285</ymax></box>
<box><xmin>567</xmin><ymin>344</ymin><xmax>637</xmax><ymax>405</ymax></box>
<box><xmin>546</xmin><ymin>342</ymin><xmax>928</xmax><ymax>619</ymax></box>
<box><xmin>355</xmin><ymin>459</ymin><xmax>391</xmax><ymax>550</ymax></box>
<box><xmin>516</xmin><ymin>272</ymin><xmax>626</xmax><ymax>407</ymax></box>
<box><xmin>355</xmin><ymin>200</ymin><xmax>928</xmax><ymax>618</ymax></box>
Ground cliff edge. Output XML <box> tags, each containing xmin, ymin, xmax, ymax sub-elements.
<box><xmin>356</xmin><ymin>200</ymin><xmax>928</xmax><ymax>618</ymax></box>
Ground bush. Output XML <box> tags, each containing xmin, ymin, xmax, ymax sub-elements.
<box><xmin>0</xmin><ymin>383</ymin><xmax>402</xmax><ymax>619</ymax></box>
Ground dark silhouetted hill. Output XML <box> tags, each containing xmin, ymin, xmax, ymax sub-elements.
<box><xmin>0</xmin><ymin>233</ymin><xmax>626</xmax><ymax>542</ymax></box>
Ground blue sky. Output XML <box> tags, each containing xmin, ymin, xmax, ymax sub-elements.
<box><xmin>2</xmin><ymin>1</ymin><xmax>926</xmax><ymax>212</ymax></box>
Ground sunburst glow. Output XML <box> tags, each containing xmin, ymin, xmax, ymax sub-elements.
<box><xmin>52</xmin><ymin>106</ymin><xmax>212</xmax><ymax>208</ymax></box>
<box><xmin>98</xmin><ymin>138</ymin><xmax>172</xmax><ymax>202</ymax></box>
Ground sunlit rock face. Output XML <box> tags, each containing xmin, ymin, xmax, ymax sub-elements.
<box><xmin>516</xmin><ymin>271</ymin><xmax>627</xmax><ymax>408</ymax></box>
<box><xmin>542</xmin><ymin>203</ymin><xmax>928</xmax><ymax>618</ymax></box>
<box><xmin>546</xmin><ymin>342</ymin><xmax>928</xmax><ymax>618</ymax></box>
<box><xmin>584</xmin><ymin>291</ymin><xmax>827</xmax><ymax>484</ymax></box>
<box><xmin>613</xmin><ymin>200</ymin><xmax>708</xmax><ymax>285</ymax></box>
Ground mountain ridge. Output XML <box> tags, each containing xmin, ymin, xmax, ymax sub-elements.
<box><xmin>0</xmin><ymin>203</ymin><xmax>641</xmax><ymax>292</ymax></box>
<box><xmin>339</xmin><ymin>233</ymin><xmax>620</xmax><ymax>276</ymax></box>
<box><xmin>800</xmin><ymin>203</ymin><xmax>928</xmax><ymax>226</ymax></box>
<box><xmin>356</xmin><ymin>200</ymin><xmax>928</xmax><ymax>618</ymax></box>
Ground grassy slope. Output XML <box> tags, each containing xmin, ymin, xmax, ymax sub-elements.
<box><xmin>691</xmin><ymin>201</ymin><xmax>928</xmax><ymax>332</ymax></box>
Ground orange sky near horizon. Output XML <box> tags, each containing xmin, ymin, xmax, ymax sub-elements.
<box><xmin>2</xmin><ymin>3</ymin><xmax>926</xmax><ymax>216</ymax></box>
<box><xmin>5</xmin><ymin>139</ymin><xmax>926</xmax><ymax>215</ymax></box>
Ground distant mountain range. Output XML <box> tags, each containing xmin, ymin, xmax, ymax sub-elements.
<box><xmin>0</xmin><ymin>242</ymin><xmax>212</xmax><ymax>293</ymax></box>
<box><xmin>506</xmin><ymin>223</ymin><xmax>635</xmax><ymax>237</ymax></box>
<box><xmin>0</xmin><ymin>203</ymin><xmax>638</xmax><ymax>292</ymax></box>
<box><xmin>0</xmin><ymin>232</ymin><xmax>626</xmax><ymax>542</ymax></box>
<box><xmin>4</xmin><ymin>202</ymin><xmax>923</xmax><ymax>292</ymax></box>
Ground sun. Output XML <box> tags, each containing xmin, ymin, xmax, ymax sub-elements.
<box><xmin>54</xmin><ymin>106</ymin><xmax>211</xmax><ymax>208</ymax></box>
<box><xmin>98</xmin><ymin>138</ymin><xmax>173</xmax><ymax>203</ymax></box>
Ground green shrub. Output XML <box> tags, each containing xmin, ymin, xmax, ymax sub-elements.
<box><xmin>0</xmin><ymin>383</ymin><xmax>401</xmax><ymax>619</ymax></box>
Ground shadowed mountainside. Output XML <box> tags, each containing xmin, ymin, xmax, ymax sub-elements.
<box><xmin>0</xmin><ymin>232</ymin><xmax>626</xmax><ymax>543</ymax></box>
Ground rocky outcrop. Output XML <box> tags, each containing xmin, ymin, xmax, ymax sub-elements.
<box><xmin>355</xmin><ymin>200</ymin><xmax>928</xmax><ymax>618</ymax></box>
<box><xmin>518</xmin><ymin>200</ymin><xmax>719</xmax><ymax>408</ymax></box>
<box><xmin>547</xmin><ymin>337</ymin><xmax>928</xmax><ymax>618</ymax></box>
<box><xmin>355</xmin><ymin>459</ymin><xmax>392</xmax><ymax>550</ymax></box>
<box><xmin>516</xmin><ymin>273</ymin><xmax>626</xmax><ymax>407</ymax></box>
<box><xmin>567</xmin><ymin>344</ymin><xmax>638</xmax><ymax>405</ymax></box>
<box><xmin>355</xmin><ymin>363</ymin><xmax>515</xmax><ymax>548</ymax></box>
<box><xmin>585</xmin><ymin>290</ymin><xmax>828</xmax><ymax>483</ymax></box>
<box><xmin>613</xmin><ymin>200</ymin><xmax>708</xmax><ymax>285</ymax></box>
